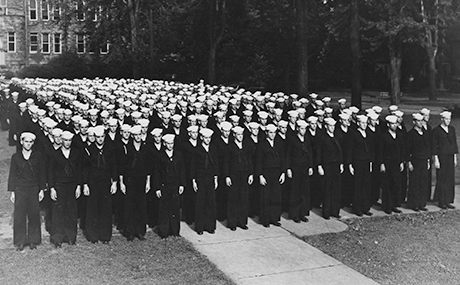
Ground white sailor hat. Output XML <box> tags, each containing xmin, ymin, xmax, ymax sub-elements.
<box><xmin>220</xmin><ymin>121</ymin><xmax>233</xmax><ymax>131</ymax></box>
<box><xmin>187</xmin><ymin>114</ymin><xmax>197</xmax><ymax>121</ymax></box>
<box><xmin>420</xmin><ymin>108</ymin><xmax>430</xmax><ymax>115</ymax></box>
<box><xmin>338</xmin><ymin>98</ymin><xmax>346</xmax><ymax>104</ymax></box>
<box><xmin>338</xmin><ymin>113</ymin><xmax>350</xmax><ymax>120</ymax></box>
<box><xmin>257</xmin><ymin>111</ymin><xmax>269</xmax><ymax>119</ymax></box>
<box><xmin>130</xmin><ymin>125</ymin><xmax>142</xmax><ymax>135</ymax></box>
<box><xmin>324</xmin><ymin>118</ymin><xmax>336</xmax><ymax>126</ymax></box>
<box><xmin>356</xmin><ymin>115</ymin><xmax>368</xmax><ymax>122</ymax></box>
<box><xmin>385</xmin><ymin>115</ymin><xmax>398</xmax><ymax>123</ymax></box>
<box><xmin>198</xmin><ymin>114</ymin><xmax>209</xmax><ymax>121</ymax></box>
<box><xmin>138</xmin><ymin>119</ymin><xmax>149</xmax><ymax>127</ymax></box>
<box><xmin>394</xmin><ymin>110</ymin><xmax>404</xmax><ymax>117</ymax></box>
<box><xmin>100</xmin><ymin>110</ymin><xmax>109</xmax><ymax>118</ymax></box>
<box><xmin>324</xmin><ymin>107</ymin><xmax>333</xmax><ymax>114</ymax></box>
<box><xmin>94</xmin><ymin>125</ymin><xmax>106</xmax><ymax>136</ymax></box>
<box><xmin>131</xmin><ymin>111</ymin><xmax>142</xmax><ymax>119</ymax></box>
<box><xmin>388</xmin><ymin>105</ymin><xmax>398</xmax><ymax>112</ymax></box>
<box><xmin>277</xmin><ymin>120</ymin><xmax>288</xmax><ymax>127</ymax></box>
<box><xmin>229</xmin><ymin>115</ymin><xmax>240</xmax><ymax>123</ymax></box>
<box><xmin>440</xmin><ymin>111</ymin><xmax>452</xmax><ymax>119</ymax></box>
<box><xmin>171</xmin><ymin>114</ymin><xmax>183</xmax><ymax>121</ymax></box>
<box><xmin>51</xmin><ymin>128</ymin><xmax>63</xmax><ymax>137</ymax></box>
<box><xmin>314</xmin><ymin>109</ymin><xmax>325</xmax><ymax>116</ymax></box>
<box><xmin>162</xmin><ymin>134</ymin><xmax>175</xmax><ymax>143</ymax></box>
<box><xmin>121</xmin><ymin>124</ymin><xmax>131</xmax><ymax>132</ymax></box>
<box><xmin>88</xmin><ymin>109</ymin><xmax>99</xmax><ymax>116</ymax></box>
<box><xmin>349</xmin><ymin>106</ymin><xmax>359</xmax><ymax>114</ymax></box>
<box><xmin>367</xmin><ymin>113</ymin><xmax>379</xmax><ymax>120</ymax></box>
<box><xmin>265</xmin><ymin>124</ymin><xmax>277</xmax><ymax>132</ymax></box>
<box><xmin>248</xmin><ymin>122</ymin><xmax>260</xmax><ymax>129</ymax></box>
<box><xmin>87</xmin><ymin>127</ymin><xmax>96</xmax><ymax>136</ymax></box>
<box><xmin>412</xmin><ymin>113</ymin><xmax>423</xmax><ymax>121</ymax></box>
<box><xmin>307</xmin><ymin>116</ymin><xmax>318</xmax><ymax>124</ymax></box>
<box><xmin>243</xmin><ymin>110</ymin><xmax>253</xmax><ymax>117</ymax></box>
<box><xmin>232</xmin><ymin>126</ymin><xmax>244</xmax><ymax>134</ymax></box>
<box><xmin>322</xmin><ymin>97</ymin><xmax>331</xmax><ymax>103</ymax></box>
<box><xmin>80</xmin><ymin>119</ymin><xmax>89</xmax><ymax>127</ymax></box>
<box><xmin>372</xmin><ymin>106</ymin><xmax>383</xmax><ymax>113</ymax></box>
<box><xmin>187</xmin><ymin>125</ymin><xmax>199</xmax><ymax>132</ymax></box>
<box><xmin>61</xmin><ymin>131</ymin><xmax>74</xmax><ymax>140</ymax></box>
<box><xmin>107</xmin><ymin>118</ymin><xmax>118</xmax><ymax>126</ymax></box>
<box><xmin>199</xmin><ymin>128</ymin><xmax>214</xmax><ymax>137</ymax></box>
<box><xmin>296</xmin><ymin>120</ymin><xmax>308</xmax><ymax>128</ymax></box>
<box><xmin>150</xmin><ymin>128</ymin><xmax>163</xmax><ymax>136</ymax></box>
<box><xmin>21</xmin><ymin>132</ymin><xmax>36</xmax><ymax>141</ymax></box>
<box><xmin>288</xmin><ymin>110</ymin><xmax>299</xmax><ymax>118</ymax></box>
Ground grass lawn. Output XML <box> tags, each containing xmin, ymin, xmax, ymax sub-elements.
<box><xmin>303</xmin><ymin>211</ymin><xmax>460</xmax><ymax>285</ymax></box>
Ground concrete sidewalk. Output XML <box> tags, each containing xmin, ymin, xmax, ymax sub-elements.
<box><xmin>181</xmin><ymin>186</ymin><xmax>460</xmax><ymax>285</ymax></box>
<box><xmin>181</xmin><ymin>215</ymin><xmax>378</xmax><ymax>285</ymax></box>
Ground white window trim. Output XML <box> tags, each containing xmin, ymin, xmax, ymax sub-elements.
<box><xmin>76</xmin><ymin>1</ymin><xmax>85</xmax><ymax>21</ymax></box>
<box><xmin>42</xmin><ymin>33</ymin><xmax>50</xmax><ymax>54</ymax></box>
<box><xmin>0</xmin><ymin>0</ymin><xmax>8</xmax><ymax>15</ymax></box>
<box><xmin>30</xmin><ymin>32</ymin><xmax>38</xmax><ymax>54</ymax></box>
<box><xmin>54</xmin><ymin>33</ymin><xmax>61</xmax><ymax>54</ymax></box>
<box><xmin>52</xmin><ymin>6</ymin><xmax>61</xmax><ymax>21</ymax></box>
<box><xmin>76</xmin><ymin>34</ymin><xmax>85</xmax><ymax>54</ymax></box>
<box><xmin>100</xmin><ymin>43</ymin><xmax>109</xmax><ymax>54</ymax></box>
<box><xmin>7</xmin><ymin>32</ymin><xmax>16</xmax><ymax>53</ymax></box>
<box><xmin>42</xmin><ymin>1</ymin><xmax>49</xmax><ymax>21</ymax></box>
<box><xmin>29</xmin><ymin>0</ymin><xmax>37</xmax><ymax>21</ymax></box>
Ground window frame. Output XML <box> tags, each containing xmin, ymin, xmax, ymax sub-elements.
<box><xmin>41</xmin><ymin>1</ymin><xmax>49</xmax><ymax>20</ymax></box>
<box><xmin>0</xmin><ymin>0</ymin><xmax>7</xmax><ymax>15</ymax></box>
<box><xmin>100</xmin><ymin>42</ymin><xmax>109</xmax><ymax>55</ymax></box>
<box><xmin>30</xmin><ymin>32</ymin><xmax>39</xmax><ymax>53</ymax></box>
<box><xmin>7</xmin><ymin>32</ymin><xmax>16</xmax><ymax>53</ymax></box>
<box><xmin>42</xmin><ymin>33</ymin><xmax>50</xmax><ymax>54</ymax></box>
<box><xmin>29</xmin><ymin>0</ymin><xmax>37</xmax><ymax>21</ymax></box>
<box><xmin>76</xmin><ymin>34</ymin><xmax>85</xmax><ymax>54</ymax></box>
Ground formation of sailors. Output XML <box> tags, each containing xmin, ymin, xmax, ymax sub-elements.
<box><xmin>2</xmin><ymin>77</ymin><xmax>457</xmax><ymax>251</ymax></box>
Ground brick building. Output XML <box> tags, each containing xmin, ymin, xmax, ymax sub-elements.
<box><xmin>0</xmin><ymin>0</ymin><xmax>108</xmax><ymax>75</ymax></box>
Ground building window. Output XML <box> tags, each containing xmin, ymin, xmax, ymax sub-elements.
<box><xmin>100</xmin><ymin>43</ymin><xmax>109</xmax><ymax>54</ymax></box>
<box><xmin>42</xmin><ymin>33</ymin><xmax>50</xmax><ymax>53</ymax></box>
<box><xmin>76</xmin><ymin>34</ymin><xmax>85</xmax><ymax>54</ymax></box>
<box><xmin>0</xmin><ymin>0</ymin><xmax>7</xmax><ymax>15</ymax></box>
<box><xmin>42</xmin><ymin>1</ymin><xmax>49</xmax><ymax>20</ymax></box>
<box><xmin>7</xmin><ymin>32</ymin><xmax>15</xmax><ymax>52</ymax></box>
<box><xmin>54</xmin><ymin>33</ymin><xmax>61</xmax><ymax>53</ymax></box>
<box><xmin>52</xmin><ymin>4</ymin><xmax>60</xmax><ymax>20</ymax></box>
<box><xmin>29</xmin><ymin>0</ymin><xmax>37</xmax><ymax>20</ymax></box>
<box><xmin>76</xmin><ymin>1</ymin><xmax>84</xmax><ymax>21</ymax></box>
<box><xmin>30</xmin><ymin>33</ymin><xmax>38</xmax><ymax>53</ymax></box>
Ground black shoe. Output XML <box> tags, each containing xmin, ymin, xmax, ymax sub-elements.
<box><xmin>392</xmin><ymin>208</ymin><xmax>402</xmax><ymax>213</ymax></box>
<box><xmin>69</xmin><ymin>241</ymin><xmax>76</xmax><ymax>245</ymax></box>
<box><xmin>323</xmin><ymin>216</ymin><xmax>330</xmax><ymax>220</ymax></box>
<box><xmin>53</xmin><ymin>242</ymin><xmax>62</xmax><ymax>248</ymax></box>
<box><xmin>16</xmin><ymin>244</ymin><xmax>25</xmax><ymax>251</ymax></box>
<box><xmin>90</xmin><ymin>241</ymin><xmax>98</xmax><ymax>244</ymax></box>
<box><xmin>272</xmin><ymin>222</ymin><xmax>281</xmax><ymax>227</ymax></box>
<box><xmin>332</xmin><ymin>214</ymin><xmax>342</xmax><ymax>219</ymax></box>
<box><xmin>384</xmin><ymin>210</ymin><xmax>392</xmax><ymax>215</ymax></box>
<box><xmin>263</xmin><ymin>223</ymin><xmax>270</xmax><ymax>228</ymax></box>
<box><xmin>419</xmin><ymin>207</ymin><xmax>428</xmax><ymax>211</ymax></box>
<box><xmin>300</xmin><ymin>217</ymin><xmax>309</xmax><ymax>222</ymax></box>
<box><xmin>293</xmin><ymin>218</ymin><xmax>301</xmax><ymax>223</ymax></box>
<box><xmin>356</xmin><ymin>212</ymin><xmax>363</xmax><ymax>217</ymax></box>
<box><xmin>239</xmin><ymin>225</ymin><xmax>248</xmax><ymax>230</ymax></box>
<box><xmin>207</xmin><ymin>230</ymin><xmax>215</xmax><ymax>234</ymax></box>
<box><xmin>137</xmin><ymin>235</ymin><xmax>146</xmax><ymax>241</ymax></box>
<box><xmin>102</xmin><ymin>241</ymin><xmax>110</xmax><ymax>244</ymax></box>
<box><xmin>412</xmin><ymin>208</ymin><xmax>419</xmax><ymax>212</ymax></box>
<box><xmin>127</xmin><ymin>236</ymin><xmax>134</xmax><ymax>241</ymax></box>
<box><xmin>230</xmin><ymin>227</ymin><xmax>236</xmax><ymax>231</ymax></box>
<box><xmin>197</xmin><ymin>231</ymin><xmax>203</xmax><ymax>235</ymax></box>
<box><xmin>446</xmin><ymin>204</ymin><xmax>456</xmax><ymax>209</ymax></box>
<box><xmin>439</xmin><ymin>204</ymin><xmax>447</xmax><ymax>210</ymax></box>
<box><xmin>29</xmin><ymin>243</ymin><xmax>37</xmax><ymax>250</ymax></box>
<box><xmin>363</xmin><ymin>211</ymin><xmax>373</xmax><ymax>216</ymax></box>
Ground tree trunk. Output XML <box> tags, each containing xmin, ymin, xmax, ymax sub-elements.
<box><xmin>389</xmin><ymin>38</ymin><xmax>402</xmax><ymax>105</ymax></box>
<box><xmin>208</xmin><ymin>0</ymin><xmax>226</xmax><ymax>84</ymax></box>
<box><xmin>148</xmin><ymin>9</ymin><xmax>156</xmax><ymax>79</ymax></box>
<box><xmin>427</xmin><ymin>52</ymin><xmax>437</xmax><ymax>100</ymax></box>
<box><xmin>350</xmin><ymin>0</ymin><xmax>362</xmax><ymax>108</ymax></box>
<box><xmin>128</xmin><ymin>0</ymin><xmax>140</xmax><ymax>79</ymax></box>
<box><xmin>295</xmin><ymin>0</ymin><xmax>308</xmax><ymax>97</ymax></box>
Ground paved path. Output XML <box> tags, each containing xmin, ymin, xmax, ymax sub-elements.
<box><xmin>181</xmin><ymin>186</ymin><xmax>460</xmax><ymax>285</ymax></box>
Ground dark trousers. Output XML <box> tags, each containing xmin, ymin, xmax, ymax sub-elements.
<box><xmin>51</xmin><ymin>182</ymin><xmax>78</xmax><ymax>244</ymax></box>
<box><xmin>248</xmin><ymin>181</ymin><xmax>260</xmax><ymax>217</ymax></box>
<box><xmin>14</xmin><ymin>188</ymin><xmax>41</xmax><ymax>247</ymax></box>
<box><xmin>40</xmin><ymin>189</ymin><xmax>53</xmax><ymax>233</ymax></box>
<box><xmin>352</xmin><ymin>160</ymin><xmax>372</xmax><ymax>214</ymax></box>
<box><xmin>341</xmin><ymin>168</ymin><xmax>353</xmax><ymax>207</ymax></box>
<box><xmin>76</xmin><ymin>194</ymin><xmax>87</xmax><ymax>230</ymax></box>
<box><xmin>85</xmin><ymin>179</ymin><xmax>113</xmax><ymax>242</ymax></box>
<box><xmin>113</xmin><ymin>181</ymin><xmax>125</xmax><ymax>231</ymax></box>
<box><xmin>407</xmin><ymin>158</ymin><xmax>429</xmax><ymax>209</ymax></box>
<box><xmin>434</xmin><ymin>154</ymin><xmax>455</xmax><ymax>206</ymax></box>
<box><xmin>146</xmin><ymin>189</ymin><xmax>159</xmax><ymax>228</ymax></box>
<box><xmin>400</xmin><ymin>167</ymin><xmax>408</xmax><ymax>204</ymax></box>
<box><xmin>124</xmin><ymin>176</ymin><xmax>147</xmax><ymax>237</ymax></box>
<box><xmin>259</xmin><ymin>168</ymin><xmax>282</xmax><ymax>225</ymax></box>
<box><xmin>370</xmin><ymin>163</ymin><xmax>383</xmax><ymax>204</ymax></box>
<box><xmin>216</xmin><ymin>177</ymin><xmax>228</xmax><ymax>221</ymax></box>
<box><xmin>181</xmin><ymin>181</ymin><xmax>196</xmax><ymax>224</ymax></box>
<box><xmin>310</xmin><ymin>171</ymin><xmax>323</xmax><ymax>208</ymax></box>
<box><xmin>282</xmin><ymin>176</ymin><xmax>292</xmax><ymax>212</ymax></box>
<box><xmin>322</xmin><ymin>162</ymin><xmax>342</xmax><ymax>218</ymax></box>
<box><xmin>157</xmin><ymin>183</ymin><xmax>181</xmax><ymax>238</ymax></box>
<box><xmin>289</xmin><ymin>166</ymin><xmax>310</xmax><ymax>219</ymax></box>
<box><xmin>195</xmin><ymin>176</ymin><xmax>216</xmax><ymax>233</ymax></box>
<box><xmin>381</xmin><ymin>161</ymin><xmax>401</xmax><ymax>212</ymax></box>
<box><xmin>227</xmin><ymin>171</ymin><xmax>249</xmax><ymax>228</ymax></box>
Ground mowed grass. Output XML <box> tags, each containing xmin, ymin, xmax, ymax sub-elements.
<box><xmin>0</xmin><ymin>231</ymin><xmax>234</xmax><ymax>285</ymax></box>
<box><xmin>303</xmin><ymin>211</ymin><xmax>460</xmax><ymax>285</ymax></box>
